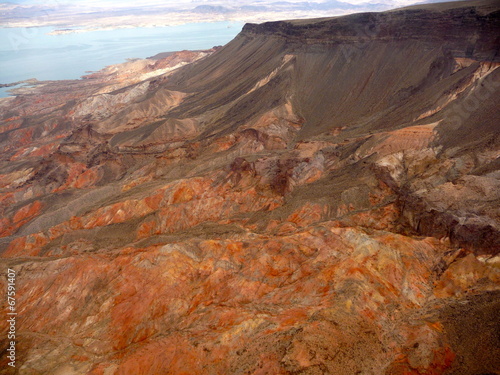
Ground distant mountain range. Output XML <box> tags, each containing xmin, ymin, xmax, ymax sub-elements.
<box><xmin>0</xmin><ymin>1</ymin><xmax>498</xmax><ymax>373</ymax></box>
<box><xmin>0</xmin><ymin>0</ymin><xmax>460</xmax><ymax>32</ymax></box>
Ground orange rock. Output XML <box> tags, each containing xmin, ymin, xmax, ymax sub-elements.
<box><xmin>3</xmin><ymin>234</ymin><xmax>46</xmax><ymax>257</ymax></box>
<box><xmin>286</xmin><ymin>203</ymin><xmax>325</xmax><ymax>227</ymax></box>
<box><xmin>13</xmin><ymin>200</ymin><xmax>43</xmax><ymax>224</ymax></box>
<box><xmin>74</xmin><ymin>167</ymin><xmax>100</xmax><ymax>189</ymax></box>
<box><xmin>434</xmin><ymin>254</ymin><xmax>499</xmax><ymax>298</ymax></box>
<box><xmin>144</xmin><ymin>191</ymin><xmax>163</xmax><ymax>210</ymax></box>
<box><xmin>0</xmin><ymin>5</ymin><xmax>498</xmax><ymax>373</ymax></box>
<box><xmin>54</xmin><ymin>163</ymin><xmax>100</xmax><ymax>192</ymax></box>
<box><xmin>172</xmin><ymin>183</ymin><xmax>195</xmax><ymax>203</ymax></box>
<box><xmin>137</xmin><ymin>220</ymin><xmax>157</xmax><ymax>239</ymax></box>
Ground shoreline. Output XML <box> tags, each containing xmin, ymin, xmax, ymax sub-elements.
<box><xmin>0</xmin><ymin>22</ymin><xmax>242</xmax><ymax>98</ymax></box>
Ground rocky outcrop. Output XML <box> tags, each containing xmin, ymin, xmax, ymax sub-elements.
<box><xmin>0</xmin><ymin>1</ymin><xmax>499</xmax><ymax>374</ymax></box>
<box><xmin>241</xmin><ymin>1</ymin><xmax>500</xmax><ymax>61</ymax></box>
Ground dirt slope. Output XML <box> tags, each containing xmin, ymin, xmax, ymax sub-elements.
<box><xmin>0</xmin><ymin>1</ymin><xmax>499</xmax><ymax>374</ymax></box>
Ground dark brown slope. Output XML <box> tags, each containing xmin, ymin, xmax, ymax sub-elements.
<box><xmin>0</xmin><ymin>1</ymin><xmax>499</xmax><ymax>374</ymax></box>
<box><xmin>104</xmin><ymin>0</ymin><xmax>500</xmax><ymax>252</ymax></box>
<box><xmin>138</xmin><ymin>0</ymin><xmax>500</xmax><ymax>142</ymax></box>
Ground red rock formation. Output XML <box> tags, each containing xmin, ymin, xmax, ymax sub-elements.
<box><xmin>0</xmin><ymin>1</ymin><xmax>499</xmax><ymax>374</ymax></box>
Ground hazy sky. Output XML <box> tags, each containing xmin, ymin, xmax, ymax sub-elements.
<box><xmin>1</xmin><ymin>0</ymin><xmax>461</xmax><ymax>30</ymax></box>
<box><xmin>2</xmin><ymin>0</ymin><xmax>443</xmax><ymax>7</ymax></box>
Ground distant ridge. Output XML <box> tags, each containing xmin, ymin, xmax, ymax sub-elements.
<box><xmin>0</xmin><ymin>1</ymin><xmax>499</xmax><ymax>373</ymax></box>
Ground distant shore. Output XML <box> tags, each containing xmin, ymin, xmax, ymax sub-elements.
<box><xmin>0</xmin><ymin>79</ymin><xmax>39</xmax><ymax>88</ymax></box>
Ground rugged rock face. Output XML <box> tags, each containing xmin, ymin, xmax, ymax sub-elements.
<box><xmin>0</xmin><ymin>1</ymin><xmax>499</xmax><ymax>374</ymax></box>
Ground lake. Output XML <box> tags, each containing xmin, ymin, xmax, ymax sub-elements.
<box><xmin>0</xmin><ymin>22</ymin><xmax>243</xmax><ymax>97</ymax></box>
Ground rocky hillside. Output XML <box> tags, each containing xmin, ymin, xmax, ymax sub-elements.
<box><xmin>0</xmin><ymin>0</ymin><xmax>499</xmax><ymax>374</ymax></box>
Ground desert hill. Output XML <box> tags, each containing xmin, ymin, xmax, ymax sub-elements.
<box><xmin>0</xmin><ymin>1</ymin><xmax>499</xmax><ymax>373</ymax></box>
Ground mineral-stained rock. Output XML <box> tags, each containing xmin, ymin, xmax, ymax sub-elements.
<box><xmin>0</xmin><ymin>1</ymin><xmax>499</xmax><ymax>374</ymax></box>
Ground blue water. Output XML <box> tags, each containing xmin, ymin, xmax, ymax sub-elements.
<box><xmin>0</xmin><ymin>22</ymin><xmax>243</xmax><ymax>97</ymax></box>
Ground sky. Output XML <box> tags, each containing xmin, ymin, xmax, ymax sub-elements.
<box><xmin>0</xmin><ymin>0</ymin><xmax>462</xmax><ymax>31</ymax></box>
<box><xmin>2</xmin><ymin>0</ymin><xmax>456</xmax><ymax>7</ymax></box>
